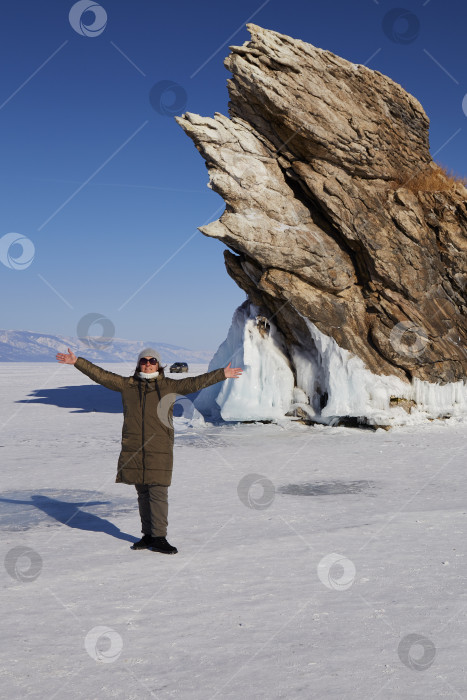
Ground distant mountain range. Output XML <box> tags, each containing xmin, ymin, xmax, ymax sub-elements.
<box><xmin>0</xmin><ymin>330</ymin><xmax>214</xmax><ymax>364</ymax></box>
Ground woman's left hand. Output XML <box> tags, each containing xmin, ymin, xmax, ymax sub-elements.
<box><xmin>224</xmin><ymin>362</ymin><xmax>243</xmax><ymax>379</ymax></box>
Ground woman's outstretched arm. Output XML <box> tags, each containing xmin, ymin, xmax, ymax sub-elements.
<box><xmin>56</xmin><ymin>348</ymin><xmax>125</xmax><ymax>393</ymax></box>
<box><xmin>164</xmin><ymin>362</ymin><xmax>243</xmax><ymax>396</ymax></box>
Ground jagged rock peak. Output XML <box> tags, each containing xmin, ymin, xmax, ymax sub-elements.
<box><xmin>176</xmin><ymin>24</ymin><xmax>467</xmax><ymax>392</ymax></box>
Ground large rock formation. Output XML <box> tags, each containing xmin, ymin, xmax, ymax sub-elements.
<box><xmin>177</xmin><ymin>24</ymin><xmax>467</xmax><ymax>420</ymax></box>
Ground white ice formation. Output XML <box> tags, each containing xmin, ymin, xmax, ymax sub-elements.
<box><xmin>195</xmin><ymin>302</ymin><xmax>467</xmax><ymax>426</ymax></box>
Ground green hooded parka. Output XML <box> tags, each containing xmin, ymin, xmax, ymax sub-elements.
<box><xmin>75</xmin><ymin>357</ymin><xmax>226</xmax><ymax>486</ymax></box>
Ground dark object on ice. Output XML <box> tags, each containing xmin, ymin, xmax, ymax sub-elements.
<box><xmin>150</xmin><ymin>536</ymin><xmax>178</xmax><ymax>554</ymax></box>
<box><xmin>291</xmin><ymin>408</ymin><xmax>389</xmax><ymax>431</ymax></box>
<box><xmin>278</xmin><ymin>480</ymin><xmax>376</xmax><ymax>496</ymax></box>
<box><xmin>328</xmin><ymin>416</ymin><xmax>379</xmax><ymax>430</ymax></box>
<box><xmin>170</xmin><ymin>362</ymin><xmax>189</xmax><ymax>373</ymax></box>
<box><xmin>131</xmin><ymin>533</ymin><xmax>155</xmax><ymax>550</ymax></box>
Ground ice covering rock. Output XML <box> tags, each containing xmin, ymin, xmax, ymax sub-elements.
<box><xmin>177</xmin><ymin>24</ymin><xmax>467</xmax><ymax>422</ymax></box>
<box><xmin>195</xmin><ymin>301</ymin><xmax>294</xmax><ymax>422</ymax></box>
<box><xmin>196</xmin><ymin>302</ymin><xmax>467</xmax><ymax>426</ymax></box>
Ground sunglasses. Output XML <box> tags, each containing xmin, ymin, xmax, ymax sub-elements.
<box><xmin>139</xmin><ymin>357</ymin><xmax>158</xmax><ymax>366</ymax></box>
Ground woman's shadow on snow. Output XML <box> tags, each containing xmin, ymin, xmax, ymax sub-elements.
<box><xmin>16</xmin><ymin>385</ymin><xmax>203</xmax><ymax>414</ymax></box>
<box><xmin>0</xmin><ymin>493</ymin><xmax>137</xmax><ymax>543</ymax></box>
<box><xmin>16</xmin><ymin>385</ymin><xmax>123</xmax><ymax>413</ymax></box>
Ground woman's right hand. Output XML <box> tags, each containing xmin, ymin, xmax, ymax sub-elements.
<box><xmin>56</xmin><ymin>348</ymin><xmax>77</xmax><ymax>365</ymax></box>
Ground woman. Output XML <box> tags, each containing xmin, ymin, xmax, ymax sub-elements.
<box><xmin>56</xmin><ymin>347</ymin><xmax>242</xmax><ymax>554</ymax></box>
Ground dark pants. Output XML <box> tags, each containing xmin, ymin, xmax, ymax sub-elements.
<box><xmin>135</xmin><ymin>484</ymin><xmax>169</xmax><ymax>537</ymax></box>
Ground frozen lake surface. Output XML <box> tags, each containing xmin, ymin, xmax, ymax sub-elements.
<box><xmin>1</xmin><ymin>362</ymin><xmax>467</xmax><ymax>699</ymax></box>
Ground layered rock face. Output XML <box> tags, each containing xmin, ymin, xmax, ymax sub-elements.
<box><xmin>177</xmin><ymin>24</ymin><xmax>467</xmax><ymax>404</ymax></box>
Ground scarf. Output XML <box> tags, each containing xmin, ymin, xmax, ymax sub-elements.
<box><xmin>138</xmin><ymin>371</ymin><xmax>159</xmax><ymax>380</ymax></box>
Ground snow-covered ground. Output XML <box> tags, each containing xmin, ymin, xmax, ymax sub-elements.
<box><xmin>1</xmin><ymin>362</ymin><xmax>467</xmax><ymax>699</ymax></box>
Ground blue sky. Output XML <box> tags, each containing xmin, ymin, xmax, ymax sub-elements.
<box><xmin>0</xmin><ymin>0</ymin><xmax>466</xmax><ymax>352</ymax></box>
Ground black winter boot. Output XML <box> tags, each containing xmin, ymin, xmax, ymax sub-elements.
<box><xmin>150</xmin><ymin>537</ymin><xmax>178</xmax><ymax>555</ymax></box>
<box><xmin>131</xmin><ymin>534</ymin><xmax>154</xmax><ymax>550</ymax></box>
